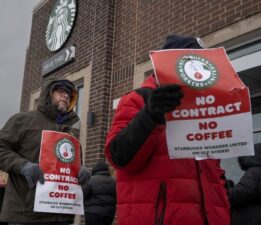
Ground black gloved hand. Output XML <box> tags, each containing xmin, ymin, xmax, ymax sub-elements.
<box><xmin>20</xmin><ymin>162</ymin><xmax>45</xmax><ymax>188</ymax></box>
<box><xmin>145</xmin><ymin>84</ymin><xmax>184</xmax><ymax>123</ymax></box>
<box><xmin>78</xmin><ymin>166</ymin><xmax>91</xmax><ymax>191</ymax></box>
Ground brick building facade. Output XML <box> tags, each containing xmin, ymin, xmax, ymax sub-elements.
<box><xmin>20</xmin><ymin>0</ymin><xmax>261</xmax><ymax>223</ymax></box>
<box><xmin>22</xmin><ymin>0</ymin><xmax>261</xmax><ymax>167</ymax></box>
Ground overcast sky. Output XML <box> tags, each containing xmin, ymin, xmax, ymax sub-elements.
<box><xmin>0</xmin><ymin>0</ymin><xmax>41</xmax><ymax>128</ymax></box>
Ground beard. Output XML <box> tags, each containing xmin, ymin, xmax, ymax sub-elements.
<box><xmin>55</xmin><ymin>101</ymin><xmax>68</xmax><ymax>113</ymax></box>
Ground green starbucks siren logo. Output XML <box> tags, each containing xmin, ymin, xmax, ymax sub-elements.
<box><xmin>46</xmin><ymin>0</ymin><xmax>77</xmax><ymax>51</ymax></box>
<box><xmin>55</xmin><ymin>138</ymin><xmax>75</xmax><ymax>163</ymax></box>
<box><xmin>176</xmin><ymin>55</ymin><xmax>218</xmax><ymax>89</ymax></box>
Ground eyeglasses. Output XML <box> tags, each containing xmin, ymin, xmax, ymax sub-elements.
<box><xmin>55</xmin><ymin>89</ymin><xmax>71</xmax><ymax>98</ymax></box>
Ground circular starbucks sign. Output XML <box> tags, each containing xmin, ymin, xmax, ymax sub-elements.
<box><xmin>46</xmin><ymin>0</ymin><xmax>77</xmax><ymax>51</ymax></box>
<box><xmin>55</xmin><ymin>138</ymin><xmax>75</xmax><ymax>163</ymax></box>
<box><xmin>176</xmin><ymin>55</ymin><xmax>218</xmax><ymax>89</ymax></box>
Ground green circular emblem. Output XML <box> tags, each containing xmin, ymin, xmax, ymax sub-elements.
<box><xmin>176</xmin><ymin>55</ymin><xmax>218</xmax><ymax>89</ymax></box>
<box><xmin>55</xmin><ymin>138</ymin><xmax>75</xmax><ymax>163</ymax></box>
<box><xmin>46</xmin><ymin>0</ymin><xmax>77</xmax><ymax>51</ymax></box>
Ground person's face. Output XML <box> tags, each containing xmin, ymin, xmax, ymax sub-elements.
<box><xmin>51</xmin><ymin>89</ymin><xmax>71</xmax><ymax>113</ymax></box>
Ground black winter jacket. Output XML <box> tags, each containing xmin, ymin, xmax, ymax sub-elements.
<box><xmin>84</xmin><ymin>163</ymin><xmax>116</xmax><ymax>218</ymax></box>
<box><xmin>229</xmin><ymin>143</ymin><xmax>261</xmax><ymax>225</ymax></box>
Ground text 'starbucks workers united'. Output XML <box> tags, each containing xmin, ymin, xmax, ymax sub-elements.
<box><xmin>177</xmin><ymin>55</ymin><xmax>218</xmax><ymax>89</ymax></box>
<box><xmin>46</xmin><ymin>0</ymin><xmax>77</xmax><ymax>51</ymax></box>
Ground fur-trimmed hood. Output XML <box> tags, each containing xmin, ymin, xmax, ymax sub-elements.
<box><xmin>37</xmin><ymin>77</ymin><xmax>79</xmax><ymax>125</ymax></box>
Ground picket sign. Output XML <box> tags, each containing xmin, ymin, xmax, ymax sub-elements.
<box><xmin>150</xmin><ymin>48</ymin><xmax>254</xmax><ymax>159</ymax></box>
<box><xmin>34</xmin><ymin>130</ymin><xmax>84</xmax><ymax>215</ymax></box>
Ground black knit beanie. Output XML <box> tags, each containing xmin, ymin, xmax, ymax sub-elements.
<box><xmin>162</xmin><ymin>34</ymin><xmax>205</xmax><ymax>49</ymax></box>
<box><xmin>92</xmin><ymin>162</ymin><xmax>109</xmax><ymax>175</ymax></box>
<box><xmin>238</xmin><ymin>143</ymin><xmax>261</xmax><ymax>171</ymax></box>
<box><xmin>51</xmin><ymin>80</ymin><xmax>74</xmax><ymax>98</ymax></box>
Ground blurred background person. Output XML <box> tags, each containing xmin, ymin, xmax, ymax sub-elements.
<box><xmin>83</xmin><ymin>162</ymin><xmax>116</xmax><ymax>225</ymax></box>
<box><xmin>229</xmin><ymin>143</ymin><xmax>261</xmax><ymax>225</ymax></box>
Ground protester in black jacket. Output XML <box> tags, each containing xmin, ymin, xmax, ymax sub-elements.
<box><xmin>229</xmin><ymin>143</ymin><xmax>261</xmax><ymax>225</ymax></box>
<box><xmin>84</xmin><ymin>162</ymin><xmax>116</xmax><ymax>225</ymax></box>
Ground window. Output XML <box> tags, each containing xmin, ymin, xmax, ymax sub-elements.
<box><xmin>29</xmin><ymin>90</ymin><xmax>40</xmax><ymax>111</ymax></box>
<box><xmin>133</xmin><ymin>61</ymin><xmax>153</xmax><ymax>89</ymax></box>
<box><xmin>33</xmin><ymin>99</ymin><xmax>39</xmax><ymax>110</ymax></box>
<box><xmin>75</xmin><ymin>84</ymin><xmax>84</xmax><ymax>119</ymax></box>
<box><xmin>221</xmin><ymin>38</ymin><xmax>261</xmax><ymax>183</ymax></box>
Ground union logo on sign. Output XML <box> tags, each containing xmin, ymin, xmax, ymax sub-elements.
<box><xmin>55</xmin><ymin>138</ymin><xmax>75</xmax><ymax>163</ymax></box>
<box><xmin>176</xmin><ymin>55</ymin><xmax>218</xmax><ymax>89</ymax></box>
<box><xmin>45</xmin><ymin>0</ymin><xmax>77</xmax><ymax>52</ymax></box>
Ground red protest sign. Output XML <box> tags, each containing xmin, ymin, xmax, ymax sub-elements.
<box><xmin>150</xmin><ymin>48</ymin><xmax>254</xmax><ymax>159</ymax></box>
<box><xmin>34</xmin><ymin>130</ymin><xmax>83</xmax><ymax>215</ymax></box>
<box><xmin>39</xmin><ymin>130</ymin><xmax>81</xmax><ymax>183</ymax></box>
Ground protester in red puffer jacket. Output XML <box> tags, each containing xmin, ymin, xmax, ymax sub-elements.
<box><xmin>105</xmin><ymin>34</ymin><xmax>231</xmax><ymax>225</ymax></box>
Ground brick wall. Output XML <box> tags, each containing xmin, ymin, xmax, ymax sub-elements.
<box><xmin>22</xmin><ymin>0</ymin><xmax>115</xmax><ymax>168</ymax></box>
<box><xmin>109</xmin><ymin>0</ymin><xmax>261</xmax><ymax>123</ymax></box>
<box><xmin>21</xmin><ymin>0</ymin><xmax>261</xmax><ymax>183</ymax></box>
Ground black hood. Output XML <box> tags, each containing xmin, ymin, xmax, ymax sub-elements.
<box><xmin>92</xmin><ymin>162</ymin><xmax>110</xmax><ymax>175</ymax></box>
<box><xmin>238</xmin><ymin>143</ymin><xmax>261</xmax><ymax>171</ymax></box>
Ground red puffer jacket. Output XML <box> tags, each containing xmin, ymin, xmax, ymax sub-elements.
<box><xmin>105</xmin><ymin>75</ymin><xmax>230</xmax><ymax>225</ymax></box>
